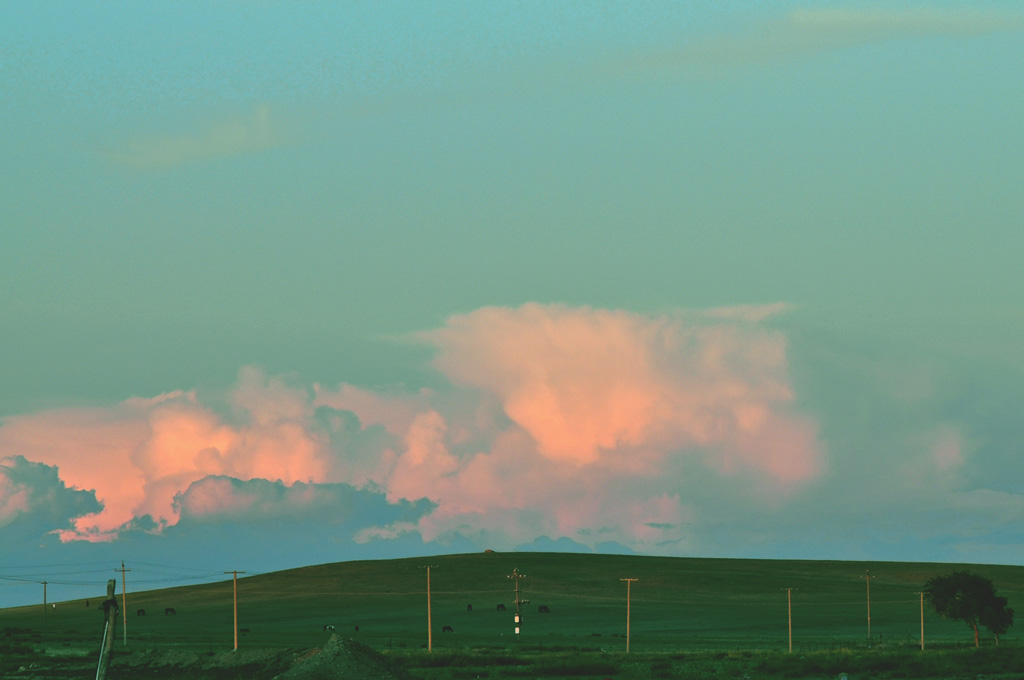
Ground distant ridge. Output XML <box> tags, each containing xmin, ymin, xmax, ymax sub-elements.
<box><xmin>2</xmin><ymin>552</ymin><xmax>1022</xmax><ymax>652</ymax></box>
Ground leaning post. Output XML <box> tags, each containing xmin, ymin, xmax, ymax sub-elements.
<box><xmin>96</xmin><ymin>579</ymin><xmax>119</xmax><ymax>680</ymax></box>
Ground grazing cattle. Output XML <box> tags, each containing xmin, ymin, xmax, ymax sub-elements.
<box><xmin>164</xmin><ymin>608</ymin><xmax>176</xmax><ymax>616</ymax></box>
<box><xmin>442</xmin><ymin>625</ymin><xmax>454</xmax><ymax>633</ymax></box>
<box><xmin>496</xmin><ymin>604</ymin><xmax>506</xmax><ymax>612</ymax></box>
<box><xmin>136</xmin><ymin>609</ymin><xmax>146</xmax><ymax>616</ymax></box>
<box><xmin>323</xmin><ymin>625</ymin><xmax>335</xmax><ymax>632</ymax></box>
<box><xmin>466</xmin><ymin>604</ymin><xmax>473</xmax><ymax>612</ymax></box>
<box><xmin>240</xmin><ymin>628</ymin><xmax>250</xmax><ymax>634</ymax></box>
<box><xmin>538</xmin><ymin>605</ymin><xmax>550</xmax><ymax>613</ymax></box>
<box><xmin>354</xmin><ymin>625</ymin><xmax>359</xmax><ymax>632</ymax></box>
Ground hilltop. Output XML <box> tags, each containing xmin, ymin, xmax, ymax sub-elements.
<box><xmin>3</xmin><ymin>552</ymin><xmax>1023</xmax><ymax>652</ymax></box>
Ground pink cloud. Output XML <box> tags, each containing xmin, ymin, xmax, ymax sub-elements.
<box><xmin>0</xmin><ymin>303</ymin><xmax>824</xmax><ymax>552</ymax></box>
<box><xmin>421</xmin><ymin>303</ymin><xmax>821</xmax><ymax>482</ymax></box>
<box><xmin>0</xmin><ymin>372</ymin><xmax>332</xmax><ymax>541</ymax></box>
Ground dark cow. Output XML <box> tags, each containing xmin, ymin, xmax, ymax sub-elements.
<box><xmin>467</xmin><ymin>604</ymin><xmax>473</xmax><ymax>612</ymax></box>
<box><xmin>240</xmin><ymin>628</ymin><xmax>250</xmax><ymax>634</ymax></box>
<box><xmin>496</xmin><ymin>603</ymin><xmax>506</xmax><ymax>612</ymax></box>
<box><xmin>538</xmin><ymin>605</ymin><xmax>550</xmax><ymax>613</ymax></box>
<box><xmin>136</xmin><ymin>609</ymin><xmax>146</xmax><ymax>616</ymax></box>
<box><xmin>323</xmin><ymin>624</ymin><xmax>335</xmax><ymax>632</ymax></box>
<box><xmin>354</xmin><ymin>625</ymin><xmax>359</xmax><ymax>632</ymax></box>
<box><xmin>442</xmin><ymin>625</ymin><xmax>454</xmax><ymax>633</ymax></box>
<box><xmin>164</xmin><ymin>608</ymin><xmax>176</xmax><ymax>616</ymax></box>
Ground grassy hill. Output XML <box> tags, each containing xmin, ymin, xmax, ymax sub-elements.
<box><xmin>2</xmin><ymin>552</ymin><xmax>1022</xmax><ymax>657</ymax></box>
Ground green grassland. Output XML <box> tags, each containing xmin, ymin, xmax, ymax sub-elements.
<box><xmin>2</xmin><ymin>552</ymin><xmax>1022</xmax><ymax>678</ymax></box>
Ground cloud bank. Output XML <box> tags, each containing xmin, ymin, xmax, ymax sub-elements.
<box><xmin>0</xmin><ymin>456</ymin><xmax>100</xmax><ymax>531</ymax></box>
<box><xmin>0</xmin><ymin>303</ymin><xmax>826</xmax><ymax>553</ymax></box>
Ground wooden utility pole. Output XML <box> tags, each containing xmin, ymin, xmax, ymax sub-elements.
<box><xmin>96</xmin><ymin>578</ymin><xmax>118</xmax><ymax>680</ymax></box>
<box><xmin>864</xmin><ymin>569</ymin><xmax>872</xmax><ymax>647</ymax></box>
<box><xmin>224</xmin><ymin>571</ymin><xmax>246</xmax><ymax>650</ymax></box>
<box><xmin>115</xmin><ymin>562</ymin><xmax>131</xmax><ymax>645</ymax></box>
<box><xmin>916</xmin><ymin>591</ymin><xmax>925</xmax><ymax>651</ymax></box>
<box><xmin>42</xmin><ymin>581</ymin><xmax>48</xmax><ymax>640</ymax></box>
<box><xmin>507</xmin><ymin>568</ymin><xmax>528</xmax><ymax>640</ymax></box>
<box><xmin>620</xmin><ymin>578</ymin><xmax>638</xmax><ymax>653</ymax></box>
<box><xmin>419</xmin><ymin>565</ymin><xmax>438</xmax><ymax>652</ymax></box>
<box><xmin>783</xmin><ymin>588</ymin><xmax>795</xmax><ymax>653</ymax></box>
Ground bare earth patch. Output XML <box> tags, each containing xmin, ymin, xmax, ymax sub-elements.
<box><xmin>102</xmin><ymin>635</ymin><xmax>411</xmax><ymax>680</ymax></box>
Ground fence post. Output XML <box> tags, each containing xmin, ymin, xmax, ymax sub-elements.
<box><xmin>95</xmin><ymin>579</ymin><xmax>118</xmax><ymax>680</ymax></box>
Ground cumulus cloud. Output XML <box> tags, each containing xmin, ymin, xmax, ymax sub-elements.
<box><xmin>0</xmin><ymin>303</ymin><xmax>824</xmax><ymax>553</ymax></box>
<box><xmin>0</xmin><ymin>378</ymin><xmax>330</xmax><ymax>541</ymax></box>
<box><xmin>175</xmin><ymin>476</ymin><xmax>432</xmax><ymax>528</ymax></box>
<box><xmin>421</xmin><ymin>303</ymin><xmax>820</xmax><ymax>480</ymax></box>
<box><xmin>110</xmin><ymin>104</ymin><xmax>279</xmax><ymax>169</ymax></box>
<box><xmin>0</xmin><ymin>456</ymin><xmax>100</xmax><ymax>530</ymax></box>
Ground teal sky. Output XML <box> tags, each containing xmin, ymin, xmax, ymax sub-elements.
<box><xmin>2</xmin><ymin>2</ymin><xmax>1023</xmax><ymax>604</ymax></box>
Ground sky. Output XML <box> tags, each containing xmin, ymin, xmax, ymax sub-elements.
<box><xmin>2</xmin><ymin>1</ymin><xmax>1023</xmax><ymax>607</ymax></box>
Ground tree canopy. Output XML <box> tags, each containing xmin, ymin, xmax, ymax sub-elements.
<box><xmin>923</xmin><ymin>571</ymin><xmax>1014</xmax><ymax>646</ymax></box>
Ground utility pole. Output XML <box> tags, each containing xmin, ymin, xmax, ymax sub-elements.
<box><xmin>42</xmin><ymin>581</ymin><xmax>47</xmax><ymax>640</ymax></box>
<box><xmin>116</xmin><ymin>562</ymin><xmax>131</xmax><ymax>645</ymax></box>
<box><xmin>620</xmin><ymin>578</ymin><xmax>638</xmax><ymax>653</ymax></box>
<box><xmin>783</xmin><ymin>588</ymin><xmax>796</xmax><ymax>653</ymax></box>
<box><xmin>96</xmin><ymin>579</ymin><xmax>118</xmax><ymax>680</ymax></box>
<box><xmin>861</xmin><ymin>570</ymin><xmax>873</xmax><ymax>645</ymax></box>
<box><xmin>507</xmin><ymin>568</ymin><xmax>528</xmax><ymax>641</ymax></box>
<box><xmin>224</xmin><ymin>571</ymin><xmax>246</xmax><ymax>651</ymax></box>
<box><xmin>419</xmin><ymin>565</ymin><xmax>438</xmax><ymax>652</ymax></box>
<box><xmin>916</xmin><ymin>591</ymin><xmax>925</xmax><ymax>651</ymax></box>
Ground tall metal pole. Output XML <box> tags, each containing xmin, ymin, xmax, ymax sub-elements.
<box><xmin>42</xmin><ymin>581</ymin><xmax>47</xmax><ymax>640</ymax></box>
<box><xmin>224</xmin><ymin>571</ymin><xmax>246</xmax><ymax>650</ymax></box>
<box><xmin>862</xmin><ymin>570</ymin><xmax>872</xmax><ymax>644</ymax></box>
<box><xmin>116</xmin><ymin>562</ymin><xmax>131</xmax><ymax>645</ymax></box>
<box><xmin>620</xmin><ymin>578</ymin><xmax>638</xmax><ymax>653</ymax></box>
<box><xmin>419</xmin><ymin>565</ymin><xmax>438</xmax><ymax>652</ymax></box>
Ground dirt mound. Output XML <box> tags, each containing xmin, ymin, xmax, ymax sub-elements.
<box><xmin>273</xmin><ymin>635</ymin><xmax>410</xmax><ymax>680</ymax></box>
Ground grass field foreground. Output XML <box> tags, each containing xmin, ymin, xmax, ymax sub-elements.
<box><xmin>2</xmin><ymin>552</ymin><xmax>1023</xmax><ymax>678</ymax></box>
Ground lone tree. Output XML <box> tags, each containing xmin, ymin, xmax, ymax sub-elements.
<box><xmin>923</xmin><ymin>571</ymin><xmax>1014</xmax><ymax>647</ymax></box>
